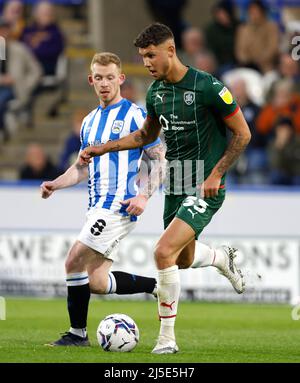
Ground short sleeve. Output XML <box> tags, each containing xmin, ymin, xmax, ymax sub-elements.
<box><xmin>130</xmin><ymin>105</ymin><xmax>161</xmax><ymax>150</ymax></box>
<box><xmin>143</xmin><ymin>137</ymin><xmax>161</xmax><ymax>150</ymax></box>
<box><xmin>80</xmin><ymin>118</ymin><xmax>88</xmax><ymax>150</ymax></box>
<box><xmin>203</xmin><ymin>75</ymin><xmax>239</xmax><ymax>119</ymax></box>
<box><xmin>146</xmin><ymin>83</ymin><xmax>157</xmax><ymax>118</ymax></box>
<box><xmin>130</xmin><ymin>107</ymin><xmax>146</xmax><ymax>133</ymax></box>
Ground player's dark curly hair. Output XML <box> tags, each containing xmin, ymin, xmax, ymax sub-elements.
<box><xmin>134</xmin><ymin>23</ymin><xmax>174</xmax><ymax>48</ymax></box>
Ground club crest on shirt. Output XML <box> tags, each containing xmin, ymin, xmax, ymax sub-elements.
<box><xmin>111</xmin><ymin>120</ymin><xmax>124</xmax><ymax>134</ymax></box>
<box><xmin>218</xmin><ymin>87</ymin><xmax>233</xmax><ymax>104</ymax></box>
<box><xmin>184</xmin><ymin>91</ymin><xmax>195</xmax><ymax>106</ymax></box>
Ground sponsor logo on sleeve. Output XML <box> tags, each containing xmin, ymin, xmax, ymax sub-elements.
<box><xmin>218</xmin><ymin>87</ymin><xmax>233</xmax><ymax>105</ymax></box>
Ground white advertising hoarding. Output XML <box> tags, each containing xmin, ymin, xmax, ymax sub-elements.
<box><xmin>0</xmin><ymin>185</ymin><xmax>300</xmax><ymax>302</ymax></box>
<box><xmin>0</xmin><ymin>231</ymin><xmax>299</xmax><ymax>303</ymax></box>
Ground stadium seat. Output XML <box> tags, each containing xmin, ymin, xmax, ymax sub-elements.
<box><xmin>3</xmin><ymin>54</ymin><xmax>69</xmax><ymax>136</ymax></box>
<box><xmin>37</xmin><ymin>53</ymin><xmax>69</xmax><ymax>117</ymax></box>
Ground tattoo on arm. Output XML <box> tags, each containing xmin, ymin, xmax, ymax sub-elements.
<box><xmin>134</xmin><ymin>127</ymin><xmax>150</xmax><ymax>145</ymax></box>
<box><xmin>110</xmin><ymin>143</ymin><xmax>121</xmax><ymax>151</ymax></box>
<box><xmin>144</xmin><ymin>142</ymin><xmax>165</xmax><ymax>161</ymax></box>
<box><xmin>107</xmin><ymin>127</ymin><xmax>152</xmax><ymax>152</ymax></box>
<box><xmin>215</xmin><ymin>133</ymin><xmax>249</xmax><ymax>176</ymax></box>
<box><xmin>140</xmin><ymin>143</ymin><xmax>166</xmax><ymax>199</ymax></box>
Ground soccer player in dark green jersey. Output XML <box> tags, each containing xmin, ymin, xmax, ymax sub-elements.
<box><xmin>80</xmin><ymin>23</ymin><xmax>251</xmax><ymax>354</ymax></box>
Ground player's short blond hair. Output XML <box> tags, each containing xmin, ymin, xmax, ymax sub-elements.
<box><xmin>90</xmin><ymin>52</ymin><xmax>122</xmax><ymax>72</ymax></box>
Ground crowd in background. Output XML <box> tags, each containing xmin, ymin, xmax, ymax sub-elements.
<box><xmin>0</xmin><ymin>0</ymin><xmax>65</xmax><ymax>140</ymax></box>
<box><xmin>147</xmin><ymin>0</ymin><xmax>300</xmax><ymax>186</ymax></box>
<box><xmin>1</xmin><ymin>0</ymin><xmax>300</xmax><ymax>187</ymax></box>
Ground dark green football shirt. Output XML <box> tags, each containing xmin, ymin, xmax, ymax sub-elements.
<box><xmin>146</xmin><ymin>67</ymin><xmax>239</xmax><ymax>195</ymax></box>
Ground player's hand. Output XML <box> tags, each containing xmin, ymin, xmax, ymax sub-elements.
<box><xmin>120</xmin><ymin>194</ymin><xmax>148</xmax><ymax>216</ymax></box>
<box><xmin>79</xmin><ymin>146</ymin><xmax>104</xmax><ymax>166</ymax></box>
<box><xmin>40</xmin><ymin>181</ymin><xmax>56</xmax><ymax>199</ymax></box>
<box><xmin>200</xmin><ymin>173</ymin><xmax>222</xmax><ymax>198</ymax></box>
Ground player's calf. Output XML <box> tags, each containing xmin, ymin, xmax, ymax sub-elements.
<box><xmin>90</xmin><ymin>271</ymin><xmax>157</xmax><ymax>296</ymax></box>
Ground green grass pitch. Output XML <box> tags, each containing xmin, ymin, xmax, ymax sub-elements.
<box><xmin>0</xmin><ymin>298</ymin><xmax>300</xmax><ymax>363</ymax></box>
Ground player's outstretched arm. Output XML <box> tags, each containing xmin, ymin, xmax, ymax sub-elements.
<box><xmin>40</xmin><ymin>153</ymin><xmax>89</xmax><ymax>199</ymax></box>
<box><xmin>204</xmin><ymin>109</ymin><xmax>251</xmax><ymax>198</ymax></box>
<box><xmin>80</xmin><ymin>115</ymin><xmax>161</xmax><ymax>165</ymax></box>
<box><xmin>121</xmin><ymin>142</ymin><xmax>166</xmax><ymax>216</ymax></box>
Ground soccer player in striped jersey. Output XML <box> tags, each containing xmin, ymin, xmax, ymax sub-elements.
<box><xmin>80</xmin><ymin>24</ymin><xmax>252</xmax><ymax>354</ymax></box>
<box><xmin>40</xmin><ymin>52</ymin><xmax>166</xmax><ymax>346</ymax></box>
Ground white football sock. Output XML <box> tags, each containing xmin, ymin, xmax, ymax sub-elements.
<box><xmin>191</xmin><ymin>242</ymin><xmax>223</xmax><ymax>268</ymax></box>
<box><xmin>157</xmin><ymin>265</ymin><xmax>180</xmax><ymax>342</ymax></box>
<box><xmin>104</xmin><ymin>272</ymin><xmax>117</xmax><ymax>294</ymax></box>
<box><xmin>69</xmin><ymin>327</ymin><xmax>87</xmax><ymax>338</ymax></box>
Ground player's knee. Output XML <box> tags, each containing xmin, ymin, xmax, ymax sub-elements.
<box><xmin>88</xmin><ymin>274</ymin><xmax>108</xmax><ymax>295</ymax></box>
<box><xmin>65</xmin><ymin>248</ymin><xmax>86</xmax><ymax>273</ymax></box>
<box><xmin>89</xmin><ymin>282</ymin><xmax>106</xmax><ymax>294</ymax></box>
<box><xmin>154</xmin><ymin>243</ymin><xmax>173</xmax><ymax>264</ymax></box>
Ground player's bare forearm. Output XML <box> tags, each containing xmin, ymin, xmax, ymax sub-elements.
<box><xmin>203</xmin><ymin>110</ymin><xmax>251</xmax><ymax>198</ymax></box>
<box><xmin>106</xmin><ymin>127</ymin><xmax>152</xmax><ymax>152</ymax></box>
<box><xmin>140</xmin><ymin>143</ymin><xmax>166</xmax><ymax>199</ymax></box>
<box><xmin>212</xmin><ymin>109</ymin><xmax>251</xmax><ymax>178</ymax></box>
<box><xmin>53</xmin><ymin>159</ymin><xmax>88</xmax><ymax>190</ymax></box>
<box><xmin>40</xmin><ymin>158</ymin><xmax>88</xmax><ymax>199</ymax></box>
<box><xmin>213</xmin><ymin>132</ymin><xmax>250</xmax><ymax>177</ymax></box>
<box><xmin>80</xmin><ymin>115</ymin><xmax>161</xmax><ymax>164</ymax></box>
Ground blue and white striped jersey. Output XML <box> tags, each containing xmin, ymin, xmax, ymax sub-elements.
<box><xmin>80</xmin><ymin>98</ymin><xmax>160</xmax><ymax>217</ymax></box>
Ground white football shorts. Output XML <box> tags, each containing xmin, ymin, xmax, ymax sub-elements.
<box><xmin>78</xmin><ymin>207</ymin><xmax>137</xmax><ymax>261</ymax></box>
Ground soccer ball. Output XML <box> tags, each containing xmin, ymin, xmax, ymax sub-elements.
<box><xmin>97</xmin><ymin>313</ymin><xmax>139</xmax><ymax>352</ymax></box>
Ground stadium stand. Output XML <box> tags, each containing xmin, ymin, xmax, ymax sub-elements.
<box><xmin>1</xmin><ymin>0</ymin><xmax>300</xmax><ymax>187</ymax></box>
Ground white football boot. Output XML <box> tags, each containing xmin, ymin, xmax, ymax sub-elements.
<box><xmin>216</xmin><ymin>246</ymin><xmax>245</xmax><ymax>294</ymax></box>
<box><xmin>151</xmin><ymin>336</ymin><xmax>179</xmax><ymax>354</ymax></box>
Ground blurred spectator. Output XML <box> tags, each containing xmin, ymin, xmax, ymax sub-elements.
<box><xmin>268</xmin><ymin>118</ymin><xmax>300</xmax><ymax>185</ymax></box>
<box><xmin>0</xmin><ymin>17</ymin><xmax>42</xmax><ymax>139</ymax></box>
<box><xmin>264</xmin><ymin>53</ymin><xmax>300</xmax><ymax>97</ymax></box>
<box><xmin>146</xmin><ymin>0</ymin><xmax>188</xmax><ymax>49</ymax></box>
<box><xmin>256</xmin><ymin>79</ymin><xmax>300</xmax><ymax>136</ymax></box>
<box><xmin>179</xmin><ymin>27</ymin><xmax>206</xmax><ymax>67</ymax></box>
<box><xmin>194</xmin><ymin>52</ymin><xmax>219</xmax><ymax>77</ymax></box>
<box><xmin>1</xmin><ymin>0</ymin><xmax>25</xmax><ymax>40</ymax></box>
<box><xmin>0</xmin><ymin>18</ymin><xmax>14</xmax><ymax>139</ymax></box>
<box><xmin>278</xmin><ymin>53</ymin><xmax>300</xmax><ymax>85</ymax></box>
<box><xmin>235</xmin><ymin>0</ymin><xmax>279</xmax><ymax>73</ymax></box>
<box><xmin>205</xmin><ymin>0</ymin><xmax>238</xmax><ymax>73</ymax></box>
<box><xmin>231</xmin><ymin>78</ymin><xmax>261</xmax><ymax>142</ymax></box>
<box><xmin>281</xmin><ymin>19</ymin><xmax>300</xmax><ymax>56</ymax></box>
<box><xmin>59</xmin><ymin>109</ymin><xmax>87</xmax><ymax>173</ymax></box>
<box><xmin>194</xmin><ymin>51</ymin><xmax>218</xmax><ymax>77</ymax></box>
<box><xmin>19</xmin><ymin>143</ymin><xmax>59</xmax><ymax>180</ymax></box>
<box><xmin>21</xmin><ymin>1</ymin><xmax>65</xmax><ymax>75</ymax></box>
<box><xmin>230</xmin><ymin>78</ymin><xmax>268</xmax><ymax>184</ymax></box>
<box><xmin>120</xmin><ymin>79</ymin><xmax>145</xmax><ymax>108</ymax></box>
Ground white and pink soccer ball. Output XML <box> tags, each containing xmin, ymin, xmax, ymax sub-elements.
<box><xmin>97</xmin><ymin>313</ymin><xmax>139</xmax><ymax>352</ymax></box>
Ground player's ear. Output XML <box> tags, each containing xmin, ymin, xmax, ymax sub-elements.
<box><xmin>119</xmin><ymin>73</ymin><xmax>126</xmax><ymax>86</ymax></box>
<box><xmin>88</xmin><ymin>74</ymin><xmax>94</xmax><ymax>86</ymax></box>
<box><xmin>167</xmin><ymin>44</ymin><xmax>176</xmax><ymax>58</ymax></box>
